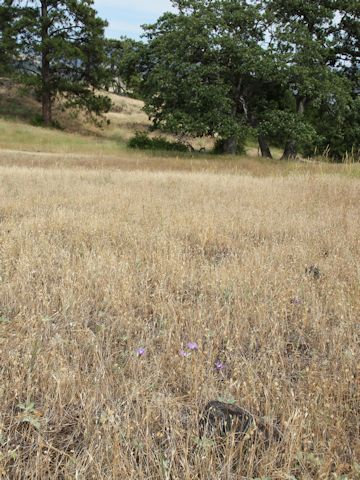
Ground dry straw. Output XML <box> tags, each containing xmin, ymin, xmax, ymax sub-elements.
<box><xmin>0</xmin><ymin>164</ymin><xmax>359</xmax><ymax>479</ymax></box>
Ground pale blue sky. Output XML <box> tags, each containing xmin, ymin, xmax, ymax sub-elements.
<box><xmin>93</xmin><ymin>0</ymin><xmax>175</xmax><ymax>39</ymax></box>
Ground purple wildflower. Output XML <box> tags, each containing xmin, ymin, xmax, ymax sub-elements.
<box><xmin>187</xmin><ymin>342</ymin><xmax>199</xmax><ymax>351</ymax></box>
<box><xmin>179</xmin><ymin>350</ymin><xmax>190</xmax><ymax>358</ymax></box>
<box><xmin>291</xmin><ymin>297</ymin><xmax>302</xmax><ymax>305</ymax></box>
<box><xmin>215</xmin><ymin>360</ymin><xmax>225</xmax><ymax>371</ymax></box>
<box><xmin>136</xmin><ymin>348</ymin><xmax>145</xmax><ymax>357</ymax></box>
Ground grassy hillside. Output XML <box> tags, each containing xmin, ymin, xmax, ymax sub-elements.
<box><xmin>0</xmin><ymin>81</ymin><xmax>262</xmax><ymax>158</ymax></box>
<box><xmin>0</xmin><ymin>81</ymin><xmax>147</xmax><ymax>154</ymax></box>
<box><xmin>0</xmin><ymin>81</ymin><xmax>359</xmax><ymax>479</ymax></box>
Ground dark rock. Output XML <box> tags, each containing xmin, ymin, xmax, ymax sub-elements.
<box><xmin>199</xmin><ymin>401</ymin><xmax>283</xmax><ymax>444</ymax></box>
<box><xmin>305</xmin><ymin>265</ymin><xmax>321</xmax><ymax>279</ymax></box>
<box><xmin>199</xmin><ymin>401</ymin><xmax>254</xmax><ymax>439</ymax></box>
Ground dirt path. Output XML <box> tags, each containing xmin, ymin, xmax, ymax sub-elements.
<box><xmin>0</xmin><ymin>148</ymin><xmax>105</xmax><ymax>158</ymax></box>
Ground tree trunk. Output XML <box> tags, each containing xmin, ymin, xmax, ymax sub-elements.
<box><xmin>297</xmin><ymin>96</ymin><xmax>306</xmax><ymax>115</ymax></box>
<box><xmin>258</xmin><ymin>134</ymin><xmax>272</xmax><ymax>159</ymax></box>
<box><xmin>281</xmin><ymin>96</ymin><xmax>307</xmax><ymax>159</ymax></box>
<box><xmin>41</xmin><ymin>0</ymin><xmax>51</xmax><ymax>125</ymax></box>
<box><xmin>41</xmin><ymin>88</ymin><xmax>51</xmax><ymax>126</ymax></box>
<box><xmin>281</xmin><ymin>139</ymin><xmax>297</xmax><ymax>159</ymax></box>
<box><xmin>223</xmin><ymin>136</ymin><xmax>238</xmax><ymax>155</ymax></box>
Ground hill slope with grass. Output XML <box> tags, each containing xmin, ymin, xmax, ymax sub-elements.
<box><xmin>1</xmin><ymin>80</ymin><xmax>359</xmax><ymax>178</ymax></box>
<box><xmin>0</xmin><ymin>79</ymin><xmax>258</xmax><ymax>156</ymax></box>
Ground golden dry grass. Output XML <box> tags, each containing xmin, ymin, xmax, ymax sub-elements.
<box><xmin>1</xmin><ymin>146</ymin><xmax>360</xmax><ymax>181</ymax></box>
<box><xmin>0</xmin><ymin>162</ymin><xmax>359</xmax><ymax>479</ymax></box>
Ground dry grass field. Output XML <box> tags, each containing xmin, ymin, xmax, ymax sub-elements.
<box><xmin>0</xmin><ymin>84</ymin><xmax>360</xmax><ymax>479</ymax></box>
<box><xmin>0</xmin><ymin>161</ymin><xmax>359</xmax><ymax>480</ymax></box>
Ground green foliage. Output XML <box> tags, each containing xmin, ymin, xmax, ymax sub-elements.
<box><xmin>30</xmin><ymin>113</ymin><xmax>48</xmax><ymax>128</ymax></box>
<box><xmin>307</xmin><ymin>95</ymin><xmax>360</xmax><ymax>160</ymax></box>
<box><xmin>64</xmin><ymin>91</ymin><xmax>112</xmax><ymax>122</ymax></box>
<box><xmin>334</xmin><ymin>0</ymin><xmax>360</xmax><ymax>82</ymax></box>
<box><xmin>140</xmin><ymin>1</ymin><xmax>270</xmax><ymax>153</ymax></box>
<box><xmin>260</xmin><ymin>110</ymin><xmax>318</xmax><ymax>147</ymax></box>
<box><xmin>135</xmin><ymin>0</ymin><xmax>358</xmax><ymax>159</ymax></box>
<box><xmin>30</xmin><ymin>113</ymin><xmax>62</xmax><ymax>129</ymax></box>
<box><xmin>17</xmin><ymin>401</ymin><xmax>41</xmax><ymax>430</ymax></box>
<box><xmin>4</xmin><ymin>0</ymin><xmax>111</xmax><ymax>124</ymax></box>
<box><xmin>104</xmin><ymin>38</ymin><xmax>145</xmax><ymax>98</ymax></box>
<box><xmin>128</xmin><ymin>131</ymin><xmax>189</xmax><ymax>152</ymax></box>
<box><xmin>0</xmin><ymin>0</ymin><xmax>18</xmax><ymax>74</ymax></box>
<box><xmin>264</xmin><ymin>0</ymin><xmax>357</xmax><ymax>159</ymax></box>
<box><xmin>1</xmin><ymin>0</ymin><xmax>358</xmax><ymax>160</ymax></box>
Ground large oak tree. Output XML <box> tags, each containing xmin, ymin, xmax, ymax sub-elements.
<box><xmin>141</xmin><ymin>0</ymin><xmax>279</xmax><ymax>154</ymax></box>
<box><xmin>265</xmin><ymin>0</ymin><xmax>355</xmax><ymax>158</ymax></box>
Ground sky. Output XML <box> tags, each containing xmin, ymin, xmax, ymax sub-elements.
<box><xmin>93</xmin><ymin>0</ymin><xmax>175</xmax><ymax>40</ymax></box>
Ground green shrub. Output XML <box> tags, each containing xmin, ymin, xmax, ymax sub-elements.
<box><xmin>30</xmin><ymin>114</ymin><xmax>45</xmax><ymax>127</ymax></box>
<box><xmin>30</xmin><ymin>114</ymin><xmax>62</xmax><ymax>130</ymax></box>
<box><xmin>128</xmin><ymin>131</ymin><xmax>188</xmax><ymax>152</ymax></box>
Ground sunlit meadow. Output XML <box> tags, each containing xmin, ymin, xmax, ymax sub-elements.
<box><xmin>0</xmin><ymin>159</ymin><xmax>359</xmax><ymax>479</ymax></box>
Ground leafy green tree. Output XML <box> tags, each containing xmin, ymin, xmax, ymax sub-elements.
<box><xmin>265</xmin><ymin>0</ymin><xmax>351</xmax><ymax>159</ymax></box>
<box><xmin>104</xmin><ymin>38</ymin><xmax>145</xmax><ymax>97</ymax></box>
<box><xmin>141</xmin><ymin>0</ymin><xmax>278</xmax><ymax>154</ymax></box>
<box><xmin>9</xmin><ymin>0</ymin><xmax>111</xmax><ymax>125</ymax></box>
<box><xmin>330</xmin><ymin>1</ymin><xmax>359</xmax><ymax>159</ymax></box>
<box><xmin>213</xmin><ymin>0</ymin><xmax>282</xmax><ymax>157</ymax></box>
<box><xmin>140</xmin><ymin>0</ymin><xmax>358</xmax><ymax>159</ymax></box>
<box><xmin>334</xmin><ymin>0</ymin><xmax>359</xmax><ymax>82</ymax></box>
<box><xmin>264</xmin><ymin>0</ymin><xmax>359</xmax><ymax>160</ymax></box>
<box><xmin>141</xmin><ymin>7</ymin><xmax>238</xmax><ymax>153</ymax></box>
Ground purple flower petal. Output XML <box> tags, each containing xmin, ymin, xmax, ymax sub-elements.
<box><xmin>136</xmin><ymin>348</ymin><xmax>145</xmax><ymax>357</ymax></box>
<box><xmin>215</xmin><ymin>360</ymin><xmax>224</xmax><ymax>370</ymax></box>
<box><xmin>187</xmin><ymin>342</ymin><xmax>199</xmax><ymax>351</ymax></box>
<box><xmin>179</xmin><ymin>349</ymin><xmax>190</xmax><ymax>358</ymax></box>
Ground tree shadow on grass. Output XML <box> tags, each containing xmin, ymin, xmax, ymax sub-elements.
<box><xmin>0</xmin><ymin>80</ymin><xmax>41</xmax><ymax>123</ymax></box>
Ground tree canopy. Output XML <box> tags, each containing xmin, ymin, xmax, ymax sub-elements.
<box><xmin>135</xmin><ymin>0</ymin><xmax>359</xmax><ymax>159</ymax></box>
<box><xmin>0</xmin><ymin>0</ymin><xmax>18</xmax><ymax>74</ymax></box>
<box><xmin>1</xmin><ymin>0</ymin><xmax>111</xmax><ymax>124</ymax></box>
<box><xmin>103</xmin><ymin>38</ymin><xmax>145</xmax><ymax>97</ymax></box>
<box><xmin>140</xmin><ymin>1</ymin><xmax>273</xmax><ymax>154</ymax></box>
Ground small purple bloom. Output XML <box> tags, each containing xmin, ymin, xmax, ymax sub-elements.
<box><xmin>187</xmin><ymin>342</ymin><xmax>199</xmax><ymax>351</ymax></box>
<box><xmin>215</xmin><ymin>360</ymin><xmax>225</xmax><ymax>370</ymax></box>
<box><xmin>179</xmin><ymin>350</ymin><xmax>190</xmax><ymax>358</ymax></box>
<box><xmin>291</xmin><ymin>297</ymin><xmax>302</xmax><ymax>305</ymax></box>
<box><xmin>136</xmin><ymin>348</ymin><xmax>145</xmax><ymax>357</ymax></box>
